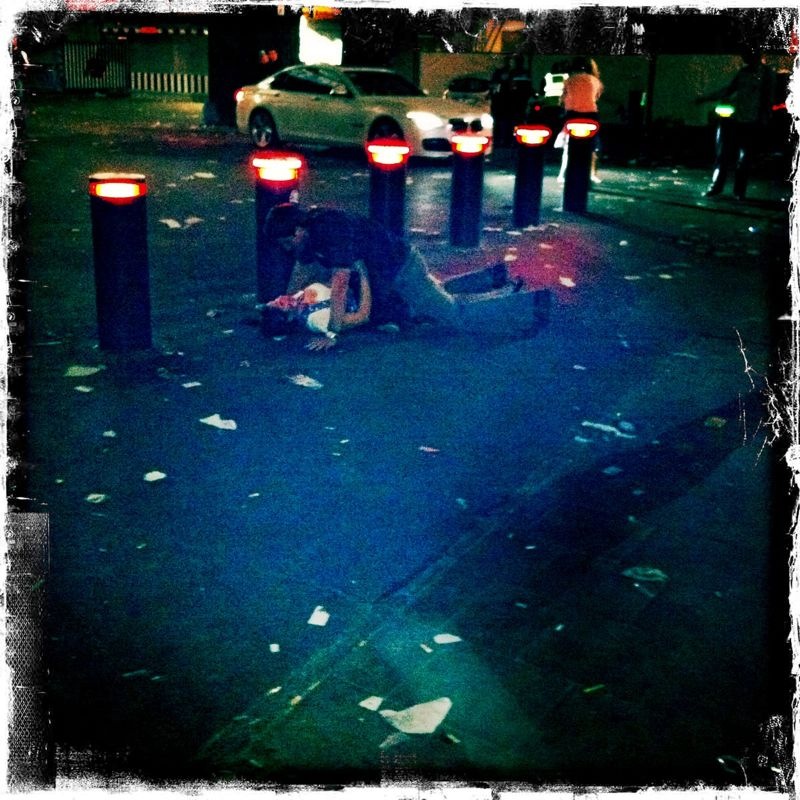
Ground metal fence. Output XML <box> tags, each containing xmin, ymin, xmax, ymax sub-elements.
<box><xmin>131</xmin><ymin>72</ymin><xmax>209</xmax><ymax>95</ymax></box>
<box><xmin>64</xmin><ymin>42</ymin><xmax>130</xmax><ymax>92</ymax></box>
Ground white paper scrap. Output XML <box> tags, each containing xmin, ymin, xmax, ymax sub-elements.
<box><xmin>307</xmin><ymin>605</ymin><xmax>330</xmax><ymax>626</ymax></box>
<box><xmin>85</xmin><ymin>493</ymin><xmax>108</xmax><ymax>504</ymax></box>
<box><xmin>184</xmin><ymin>216</ymin><xmax>204</xmax><ymax>226</ymax></box>
<box><xmin>102</xmin><ymin>430</ymin><xmax>117</xmax><ymax>438</ymax></box>
<box><xmin>160</xmin><ymin>219</ymin><xmax>182</xmax><ymax>229</ymax></box>
<box><xmin>581</xmin><ymin>421</ymin><xmax>636</xmax><ymax>439</ymax></box>
<box><xmin>379</xmin><ymin>697</ymin><xmax>452</xmax><ymax>734</ymax></box>
<box><xmin>200</xmin><ymin>414</ymin><xmax>237</xmax><ymax>430</ymax></box>
<box><xmin>289</xmin><ymin>374</ymin><xmax>323</xmax><ymax>389</ymax></box>
<box><xmin>433</xmin><ymin>633</ymin><xmax>462</xmax><ymax>645</ymax></box>
<box><xmin>269</xmin><ymin>643</ymin><xmax>280</xmax><ymax>653</ymax></box>
<box><xmin>358</xmin><ymin>696</ymin><xmax>384</xmax><ymax>711</ymax></box>
<box><xmin>64</xmin><ymin>365</ymin><xmax>106</xmax><ymax>378</ymax></box>
<box><xmin>144</xmin><ymin>471</ymin><xmax>167</xmax><ymax>482</ymax></box>
<box><xmin>193</xmin><ymin>172</ymin><xmax>216</xmax><ymax>179</ymax></box>
<box><xmin>182</xmin><ymin>382</ymin><xmax>202</xmax><ymax>388</ymax></box>
<box><xmin>559</xmin><ymin>277</ymin><xmax>576</xmax><ymax>288</ymax></box>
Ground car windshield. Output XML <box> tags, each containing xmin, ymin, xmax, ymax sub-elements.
<box><xmin>344</xmin><ymin>70</ymin><xmax>425</xmax><ymax>97</ymax></box>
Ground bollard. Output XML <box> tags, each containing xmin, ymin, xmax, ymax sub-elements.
<box><xmin>449</xmin><ymin>131</ymin><xmax>490</xmax><ymax>248</ymax></box>
<box><xmin>252</xmin><ymin>152</ymin><xmax>304</xmax><ymax>335</ymax></box>
<box><xmin>512</xmin><ymin>124</ymin><xmax>552</xmax><ymax>228</ymax></box>
<box><xmin>88</xmin><ymin>172</ymin><xmax>151</xmax><ymax>351</ymax></box>
<box><xmin>365</xmin><ymin>138</ymin><xmax>410</xmax><ymax>237</ymax></box>
<box><xmin>562</xmin><ymin>116</ymin><xmax>600</xmax><ymax>214</ymax></box>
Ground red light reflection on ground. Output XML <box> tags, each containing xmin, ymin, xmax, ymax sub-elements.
<box><xmin>427</xmin><ymin>226</ymin><xmax>604</xmax><ymax>306</ymax></box>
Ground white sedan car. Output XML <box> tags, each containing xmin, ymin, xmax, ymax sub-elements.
<box><xmin>235</xmin><ymin>64</ymin><xmax>493</xmax><ymax>158</ymax></box>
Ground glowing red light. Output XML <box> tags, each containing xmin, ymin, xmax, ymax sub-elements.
<box><xmin>366</xmin><ymin>139</ymin><xmax>411</xmax><ymax>169</ymax></box>
<box><xmin>514</xmin><ymin>125</ymin><xmax>552</xmax><ymax>147</ymax></box>
<box><xmin>88</xmin><ymin>173</ymin><xmax>147</xmax><ymax>204</ymax></box>
<box><xmin>251</xmin><ymin>153</ymin><xmax>304</xmax><ymax>182</ymax></box>
<box><xmin>137</xmin><ymin>26</ymin><xmax>161</xmax><ymax>35</ymax></box>
<box><xmin>451</xmin><ymin>134</ymin><xmax>490</xmax><ymax>155</ymax></box>
<box><xmin>565</xmin><ymin>119</ymin><xmax>600</xmax><ymax>138</ymax></box>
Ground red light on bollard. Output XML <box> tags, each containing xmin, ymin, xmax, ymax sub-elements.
<box><xmin>88</xmin><ymin>173</ymin><xmax>147</xmax><ymax>205</ymax></box>
<box><xmin>514</xmin><ymin>125</ymin><xmax>552</xmax><ymax>147</ymax></box>
<box><xmin>565</xmin><ymin>119</ymin><xmax>599</xmax><ymax>139</ymax></box>
<box><xmin>451</xmin><ymin>133</ymin><xmax>490</xmax><ymax>156</ymax></box>
<box><xmin>251</xmin><ymin>153</ymin><xmax>304</xmax><ymax>183</ymax></box>
<box><xmin>366</xmin><ymin>139</ymin><xmax>411</xmax><ymax>170</ymax></box>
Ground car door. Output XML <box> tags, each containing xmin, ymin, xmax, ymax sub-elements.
<box><xmin>266</xmin><ymin>66</ymin><xmax>332</xmax><ymax>143</ymax></box>
<box><xmin>309</xmin><ymin>67</ymin><xmax>368</xmax><ymax>146</ymax></box>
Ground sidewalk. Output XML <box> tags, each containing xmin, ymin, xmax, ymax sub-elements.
<box><xmin>17</xmin><ymin>96</ymin><xmax>792</xmax><ymax>791</ymax></box>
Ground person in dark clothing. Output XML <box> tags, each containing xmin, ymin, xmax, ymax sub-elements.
<box><xmin>264</xmin><ymin>204</ymin><xmax>407</xmax><ymax>350</ymax></box>
<box><xmin>264</xmin><ymin>203</ymin><xmax>543</xmax><ymax>351</ymax></box>
<box><xmin>696</xmin><ymin>49</ymin><xmax>776</xmax><ymax>200</ymax></box>
<box><xmin>490</xmin><ymin>56</ymin><xmax>527</xmax><ymax>147</ymax></box>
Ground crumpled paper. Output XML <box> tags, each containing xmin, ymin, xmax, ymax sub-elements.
<box><xmin>379</xmin><ymin>697</ymin><xmax>452</xmax><ymax>734</ymax></box>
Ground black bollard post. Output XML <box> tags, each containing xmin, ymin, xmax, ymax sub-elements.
<box><xmin>562</xmin><ymin>116</ymin><xmax>600</xmax><ymax>214</ymax></box>
<box><xmin>88</xmin><ymin>173</ymin><xmax>151</xmax><ymax>351</ymax></box>
<box><xmin>449</xmin><ymin>132</ymin><xmax>490</xmax><ymax>248</ymax></box>
<box><xmin>512</xmin><ymin>124</ymin><xmax>552</xmax><ymax>228</ymax></box>
<box><xmin>366</xmin><ymin>139</ymin><xmax>410</xmax><ymax>238</ymax></box>
<box><xmin>252</xmin><ymin>152</ymin><xmax>304</xmax><ymax>334</ymax></box>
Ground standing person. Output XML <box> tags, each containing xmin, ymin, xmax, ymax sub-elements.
<box><xmin>696</xmin><ymin>49</ymin><xmax>776</xmax><ymax>200</ymax></box>
<box><xmin>558</xmin><ymin>57</ymin><xmax>603</xmax><ymax>184</ymax></box>
<box><xmin>264</xmin><ymin>204</ymin><xmax>540</xmax><ymax>351</ymax></box>
<box><xmin>490</xmin><ymin>56</ymin><xmax>517</xmax><ymax>147</ymax></box>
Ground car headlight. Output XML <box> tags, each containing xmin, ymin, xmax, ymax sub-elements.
<box><xmin>480</xmin><ymin>113</ymin><xmax>494</xmax><ymax>131</ymax></box>
<box><xmin>406</xmin><ymin>111</ymin><xmax>445</xmax><ymax>131</ymax></box>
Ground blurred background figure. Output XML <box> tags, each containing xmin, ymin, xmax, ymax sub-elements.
<box><xmin>558</xmin><ymin>57</ymin><xmax>604</xmax><ymax>184</ymax></box>
<box><xmin>696</xmin><ymin>49</ymin><xmax>776</xmax><ymax>200</ymax></box>
<box><xmin>490</xmin><ymin>55</ymin><xmax>528</xmax><ymax>147</ymax></box>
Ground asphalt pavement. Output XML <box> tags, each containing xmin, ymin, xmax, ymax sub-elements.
<box><xmin>9</xmin><ymin>95</ymin><xmax>794</xmax><ymax>792</ymax></box>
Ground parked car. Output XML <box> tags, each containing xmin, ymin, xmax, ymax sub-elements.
<box><xmin>442</xmin><ymin>74</ymin><xmax>491</xmax><ymax>105</ymax></box>
<box><xmin>235</xmin><ymin>64</ymin><xmax>493</xmax><ymax>158</ymax></box>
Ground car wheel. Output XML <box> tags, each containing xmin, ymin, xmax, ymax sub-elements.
<box><xmin>367</xmin><ymin>118</ymin><xmax>403</xmax><ymax>141</ymax></box>
<box><xmin>250</xmin><ymin>109</ymin><xmax>279</xmax><ymax>148</ymax></box>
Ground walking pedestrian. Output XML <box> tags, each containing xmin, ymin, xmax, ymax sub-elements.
<box><xmin>558</xmin><ymin>57</ymin><xmax>603</xmax><ymax>184</ymax></box>
<box><xmin>696</xmin><ymin>49</ymin><xmax>776</xmax><ymax>200</ymax></box>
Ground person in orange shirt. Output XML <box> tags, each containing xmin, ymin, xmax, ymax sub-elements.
<box><xmin>557</xmin><ymin>57</ymin><xmax>603</xmax><ymax>184</ymax></box>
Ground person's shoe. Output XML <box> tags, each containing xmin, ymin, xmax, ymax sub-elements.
<box><xmin>591</xmin><ymin>175</ymin><xmax>602</xmax><ymax>184</ymax></box>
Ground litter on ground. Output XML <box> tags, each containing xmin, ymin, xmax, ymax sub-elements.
<box><xmin>103</xmin><ymin>430</ymin><xmax>116</xmax><ymax>438</ymax></box>
<box><xmin>144</xmin><ymin>471</ymin><xmax>167</xmax><ymax>482</ymax></box>
<box><xmin>64</xmin><ymin>365</ymin><xmax>105</xmax><ymax>378</ymax></box>
<box><xmin>581</xmin><ymin>421</ymin><xmax>636</xmax><ymax>439</ymax></box>
<box><xmin>307</xmin><ymin>605</ymin><xmax>330</xmax><ymax>626</ymax></box>
<box><xmin>622</xmin><ymin>566</ymin><xmax>669</xmax><ymax>582</ymax></box>
<box><xmin>269</xmin><ymin>643</ymin><xmax>280</xmax><ymax>653</ymax></box>
<box><xmin>159</xmin><ymin>219</ymin><xmax>182</xmax><ymax>229</ymax></box>
<box><xmin>433</xmin><ymin>633</ymin><xmax>462</xmax><ymax>645</ymax></box>
<box><xmin>379</xmin><ymin>697</ymin><xmax>452</xmax><ymax>734</ymax></box>
<box><xmin>184</xmin><ymin>216</ymin><xmax>204</xmax><ymax>226</ymax></box>
<box><xmin>379</xmin><ymin>732</ymin><xmax>409</xmax><ymax>750</ymax></box>
<box><xmin>705</xmin><ymin>416</ymin><xmax>727</xmax><ymax>429</ymax></box>
<box><xmin>74</xmin><ymin>386</ymin><xmax>94</xmax><ymax>393</ymax></box>
<box><xmin>85</xmin><ymin>493</ymin><xmax>108</xmax><ymax>504</ymax></box>
<box><xmin>288</xmin><ymin>374</ymin><xmax>323</xmax><ymax>389</ymax></box>
<box><xmin>420</xmin><ymin>643</ymin><xmax>434</xmax><ymax>654</ymax></box>
<box><xmin>182</xmin><ymin>382</ymin><xmax>202</xmax><ymax>388</ymax></box>
<box><xmin>200</xmin><ymin>414</ymin><xmax>237</xmax><ymax>430</ymax></box>
<box><xmin>359</xmin><ymin>696</ymin><xmax>384</xmax><ymax>711</ymax></box>
<box><xmin>193</xmin><ymin>172</ymin><xmax>216</xmax><ymax>179</ymax></box>
<box><xmin>419</xmin><ymin>446</ymin><xmax>440</xmax><ymax>453</ymax></box>
<box><xmin>602</xmin><ymin>466</ymin><xmax>623</xmax><ymax>476</ymax></box>
<box><xmin>583</xmin><ymin>684</ymin><xmax>606</xmax><ymax>694</ymax></box>
<box><xmin>559</xmin><ymin>277</ymin><xmax>576</xmax><ymax>288</ymax></box>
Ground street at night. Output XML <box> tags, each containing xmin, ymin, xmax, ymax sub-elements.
<box><xmin>5</xmin><ymin>5</ymin><xmax>797</xmax><ymax>794</ymax></box>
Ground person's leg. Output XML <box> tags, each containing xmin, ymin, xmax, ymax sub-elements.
<box><xmin>705</xmin><ymin>121</ymin><xmax>731</xmax><ymax>195</ymax></box>
<box><xmin>733</xmin><ymin>123</ymin><xmax>756</xmax><ymax>199</ymax></box>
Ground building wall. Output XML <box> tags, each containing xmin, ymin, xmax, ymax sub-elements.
<box><xmin>419</xmin><ymin>51</ymin><xmax>794</xmax><ymax>127</ymax></box>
